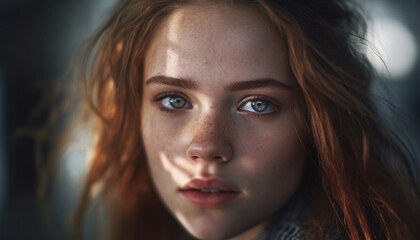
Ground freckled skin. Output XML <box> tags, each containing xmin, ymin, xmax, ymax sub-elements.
<box><xmin>141</xmin><ymin>3</ymin><xmax>306</xmax><ymax>240</ymax></box>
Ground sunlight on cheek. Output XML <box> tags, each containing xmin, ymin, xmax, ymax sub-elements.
<box><xmin>158</xmin><ymin>153</ymin><xmax>191</xmax><ymax>232</ymax></box>
<box><xmin>157</xmin><ymin>152</ymin><xmax>197</xmax><ymax>232</ymax></box>
<box><xmin>159</xmin><ymin>152</ymin><xmax>191</xmax><ymax>186</ymax></box>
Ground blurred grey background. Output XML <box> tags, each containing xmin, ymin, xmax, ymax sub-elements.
<box><xmin>0</xmin><ymin>0</ymin><xmax>419</xmax><ymax>239</ymax></box>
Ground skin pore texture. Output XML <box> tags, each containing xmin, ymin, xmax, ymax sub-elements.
<box><xmin>141</xmin><ymin>3</ymin><xmax>306</xmax><ymax>240</ymax></box>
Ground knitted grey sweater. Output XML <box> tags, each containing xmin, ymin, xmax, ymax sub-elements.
<box><xmin>255</xmin><ymin>193</ymin><xmax>347</xmax><ymax>240</ymax></box>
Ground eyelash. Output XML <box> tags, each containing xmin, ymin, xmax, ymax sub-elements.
<box><xmin>237</xmin><ymin>96</ymin><xmax>278</xmax><ymax>118</ymax></box>
<box><xmin>153</xmin><ymin>92</ymin><xmax>279</xmax><ymax>117</ymax></box>
<box><xmin>154</xmin><ymin>92</ymin><xmax>192</xmax><ymax>113</ymax></box>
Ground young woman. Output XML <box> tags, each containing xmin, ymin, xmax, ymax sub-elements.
<box><xmin>71</xmin><ymin>0</ymin><xmax>420</xmax><ymax>239</ymax></box>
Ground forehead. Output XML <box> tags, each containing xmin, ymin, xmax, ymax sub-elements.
<box><xmin>144</xmin><ymin>3</ymin><xmax>293</xmax><ymax>86</ymax></box>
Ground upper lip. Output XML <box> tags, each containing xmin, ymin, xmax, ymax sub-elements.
<box><xmin>180</xmin><ymin>177</ymin><xmax>241</xmax><ymax>192</ymax></box>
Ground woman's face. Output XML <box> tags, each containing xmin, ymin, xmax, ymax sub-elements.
<box><xmin>141</xmin><ymin>3</ymin><xmax>306</xmax><ymax>239</ymax></box>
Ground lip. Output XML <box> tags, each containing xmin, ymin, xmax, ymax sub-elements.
<box><xmin>179</xmin><ymin>178</ymin><xmax>241</xmax><ymax>208</ymax></box>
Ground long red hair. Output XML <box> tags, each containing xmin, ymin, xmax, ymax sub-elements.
<box><xmin>71</xmin><ymin>0</ymin><xmax>420</xmax><ymax>239</ymax></box>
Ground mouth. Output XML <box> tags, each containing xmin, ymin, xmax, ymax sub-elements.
<box><xmin>184</xmin><ymin>188</ymin><xmax>235</xmax><ymax>193</ymax></box>
<box><xmin>179</xmin><ymin>178</ymin><xmax>241</xmax><ymax>208</ymax></box>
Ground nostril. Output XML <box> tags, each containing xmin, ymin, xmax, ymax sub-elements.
<box><xmin>186</xmin><ymin>141</ymin><xmax>233</xmax><ymax>163</ymax></box>
<box><xmin>187</xmin><ymin>151</ymin><xmax>230</xmax><ymax>162</ymax></box>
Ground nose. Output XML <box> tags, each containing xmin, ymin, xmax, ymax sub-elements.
<box><xmin>186</xmin><ymin>112</ymin><xmax>233</xmax><ymax>163</ymax></box>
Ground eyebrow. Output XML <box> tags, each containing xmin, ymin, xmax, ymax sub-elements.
<box><xmin>145</xmin><ymin>75</ymin><xmax>293</xmax><ymax>91</ymax></box>
<box><xmin>226</xmin><ymin>78</ymin><xmax>294</xmax><ymax>91</ymax></box>
<box><xmin>145</xmin><ymin>75</ymin><xmax>198</xmax><ymax>90</ymax></box>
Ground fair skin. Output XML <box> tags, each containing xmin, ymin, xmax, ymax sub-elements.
<box><xmin>141</xmin><ymin>3</ymin><xmax>306</xmax><ymax>240</ymax></box>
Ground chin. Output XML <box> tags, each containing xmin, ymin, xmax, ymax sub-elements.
<box><xmin>181</xmin><ymin>216</ymin><xmax>254</xmax><ymax>240</ymax></box>
<box><xmin>187</xmin><ymin>224</ymin><xmax>230</xmax><ymax>239</ymax></box>
<box><xmin>188</xmin><ymin>228</ymin><xmax>237</xmax><ymax>240</ymax></box>
<box><xmin>180</xmin><ymin>217</ymin><xmax>240</xmax><ymax>240</ymax></box>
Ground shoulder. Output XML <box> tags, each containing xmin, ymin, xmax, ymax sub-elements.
<box><xmin>255</xmin><ymin>192</ymin><xmax>348</xmax><ymax>240</ymax></box>
<box><xmin>257</xmin><ymin>215</ymin><xmax>348</xmax><ymax>240</ymax></box>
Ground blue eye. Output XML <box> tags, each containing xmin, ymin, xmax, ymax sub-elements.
<box><xmin>160</xmin><ymin>95</ymin><xmax>191</xmax><ymax>109</ymax></box>
<box><xmin>239</xmin><ymin>99</ymin><xmax>275</xmax><ymax>114</ymax></box>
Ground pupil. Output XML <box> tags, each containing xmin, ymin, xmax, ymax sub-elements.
<box><xmin>251</xmin><ymin>101</ymin><xmax>267</xmax><ymax>112</ymax></box>
<box><xmin>169</xmin><ymin>97</ymin><xmax>186</xmax><ymax>108</ymax></box>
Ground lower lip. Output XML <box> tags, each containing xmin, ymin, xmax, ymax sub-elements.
<box><xmin>180</xmin><ymin>191</ymin><xmax>241</xmax><ymax>208</ymax></box>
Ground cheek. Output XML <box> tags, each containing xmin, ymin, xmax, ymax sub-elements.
<box><xmin>141</xmin><ymin>114</ymin><xmax>192</xmax><ymax>194</ymax></box>
<box><xmin>141</xmin><ymin>106</ymin><xmax>181</xmax><ymax>157</ymax></box>
<box><xmin>244</xmin><ymin>141</ymin><xmax>305</xmax><ymax>181</ymax></box>
<box><xmin>141</xmin><ymin>113</ymin><xmax>173</xmax><ymax>186</ymax></box>
<box><xmin>237</xmin><ymin>123</ymin><xmax>306</xmax><ymax>198</ymax></box>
